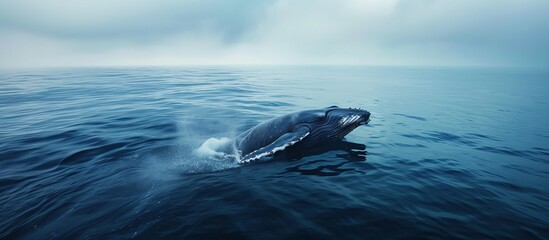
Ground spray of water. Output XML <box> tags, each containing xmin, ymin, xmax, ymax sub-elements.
<box><xmin>137</xmin><ymin>137</ymin><xmax>241</xmax><ymax>179</ymax></box>
<box><xmin>136</xmin><ymin>113</ymin><xmax>247</xmax><ymax>178</ymax></box>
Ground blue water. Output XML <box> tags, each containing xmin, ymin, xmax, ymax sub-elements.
<box><xmin>1</xmin><ymin>66</ymin><xmax>548</xmax><ymax>239</ymax></box>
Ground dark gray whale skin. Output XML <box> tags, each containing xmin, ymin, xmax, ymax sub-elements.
<box><xmin>234</xmin><ymin>106</ymin><xmax>371</xmax><ymax>163</ymax></box>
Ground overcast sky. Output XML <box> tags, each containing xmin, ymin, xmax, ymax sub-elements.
<box><xmin>0</xmin><ymin>0</ymin><xmax>548</xmax><ymax>68</ymax></box>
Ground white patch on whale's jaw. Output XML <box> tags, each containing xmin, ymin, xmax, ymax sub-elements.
<box><xmin>339</xmin><ymin>115</ymin><xmax>361</xmax><ymax>126</ymax></box>
<box><xmin>238</xmin><ymin>132</ymin><xmax>310</xmax><ymax>164</ymax></box>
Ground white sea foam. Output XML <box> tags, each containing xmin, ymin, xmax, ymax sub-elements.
<box><xmin>139</xmin><ymin>137</ymin><xmax>239</xmax><ymax>177</ymax></box>
<box><xmin>195</xmin><ymin>137</ymin><xmax>233</xmax><ymax>157</ymax></box>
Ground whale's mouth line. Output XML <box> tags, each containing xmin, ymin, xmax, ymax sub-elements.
<box><xmin>360</xmin><ymin>118</ymin><xmax>371</xmax><ymax>125</ymax></box>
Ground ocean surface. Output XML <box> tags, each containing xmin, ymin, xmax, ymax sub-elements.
<box><xmin>0</xmin><ymin>66</ymin><xmax>548</xmax><ymax>239</ymax></box>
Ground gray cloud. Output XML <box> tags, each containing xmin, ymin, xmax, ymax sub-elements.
<box><xmin>0</xmin><ymin>0</ymin><xmax>547</xmax><ymax>68</ymax></box>
<box><xmin>0</xmin><ymin>0</ymin><xmax>271</xmax><ymax>43</ymax></box>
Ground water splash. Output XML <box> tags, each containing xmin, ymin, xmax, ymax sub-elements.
<box><xmin>138</xmin><ymin>137</ymin><xmax>239</xmax><ymax>177</ymax></box>
<box><xmin>195</xmin><ymin>137</ymin><xmax>235</xmax><ymax>158</ymax></box>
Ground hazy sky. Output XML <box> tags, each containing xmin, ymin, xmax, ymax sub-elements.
<box><xmin>0</xmin><ymin>0</ymin><xmax>548</xmax><ymax>68</ymax></box>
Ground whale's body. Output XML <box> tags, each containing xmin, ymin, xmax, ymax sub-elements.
<box><xmin>234</xmin><ymin>106</ymin><xmax>371</xmax><ymax>163</ymax></box>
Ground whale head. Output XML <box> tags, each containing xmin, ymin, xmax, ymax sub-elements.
<box><xmin>295</xmin><ymin>106</ymin><xmax>370</xmax><ymax>145</ymax></box>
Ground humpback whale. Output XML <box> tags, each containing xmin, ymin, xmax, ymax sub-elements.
<box><xmin>234</xmin><ymin>106</ymin><xmax>370</xmax><ymax>163</ymax></box>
